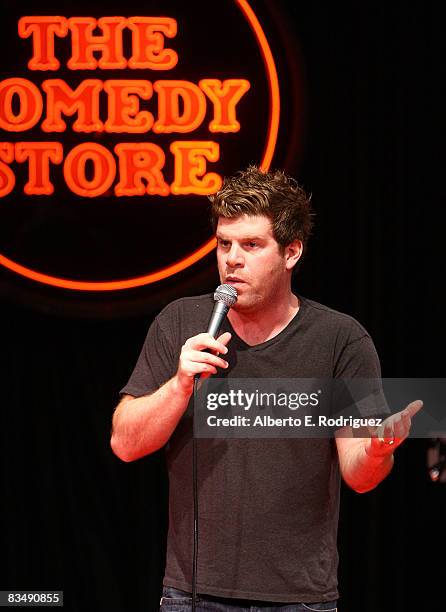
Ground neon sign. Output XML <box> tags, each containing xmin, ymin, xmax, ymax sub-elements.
<box><xmin>0</xmin><ymin>1</ymin><xmax>281</xmax><ymax>291</ymax></box>
<box><xmin>0</xmin><ymin>16</ymin><xmax>250</xmax><ymax>197</ymax></box>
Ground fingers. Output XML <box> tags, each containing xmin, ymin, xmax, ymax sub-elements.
<box><xmin>385</xmin><ymin>400</ymin><xmax>422</xmax><ymax>441</ymax></box>
<box><xmin>187</xmin><ymin>350</ymin><xmax>229</xmax><ymax>370</ymax></box>
<box><xmin>216</xmin><ymin>331</ymin><xmax>232</xmax><ymax>346</ymax></box>
<box><xmin>379</xmin><ymin>419</ymin><xmax>395</xmax><ymax>442</ymax></box>
<box><xmin>399</xmin><ymin>410</ymin><xmax>412</xmax><ymax>436</ymax></box>
<box><xmin>378</xmin><ymin>416</ymin><xmax>404</xmax><ymax>444</ymax></box>
<box><xmin>392</xmin><ymin>413</ymin><xmax>407</xmax><ymax>440</ymax></box>
<box><xmin>185</xmin><ymin>332</ymin><xmax>231</xmax><ymax>355</ymax></box>
<box><xmin>177</xmin><ymin>332</ymin><xmax>232</xmax><ymax>386</ymax></box>
<box><xmin>178</xmin><ymin>356</ymin><xmax>218</xmax><ymax>377</ymax></box>
<box><xmin>367</xmin><ymin>399</ymin><xmax>422</xmax><ymax>458</ymax></box>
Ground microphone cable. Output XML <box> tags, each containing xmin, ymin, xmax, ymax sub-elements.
<box><xmin>190</xmin><ymin>284</ymin><xmax>238</xmax><ymax>612</ymax></box>
<box><xmin>192</xmin><ymin>379</ymin><xmax>199</xmax><ymax>612</ymax></box>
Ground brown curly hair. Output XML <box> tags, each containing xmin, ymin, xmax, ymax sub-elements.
<box><xmin>209</xmin><ymin>166</ymin><xmax>314</xmax><ymax>257</ymax></box>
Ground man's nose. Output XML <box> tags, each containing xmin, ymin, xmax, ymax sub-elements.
<box><xmin>226</xmin><ymin>244</ymin><xmax>244</xmax><ymax>268</ymax></box>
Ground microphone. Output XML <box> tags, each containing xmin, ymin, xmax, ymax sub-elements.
<box><xmin>207</xmin><ymin>284</ymin><xmax>238</xmax><ymax>337</ymax></box>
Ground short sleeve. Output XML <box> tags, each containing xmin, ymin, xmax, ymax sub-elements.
<box><xmin>332</xmin><ymin>336</ymin><xmax>390</xmax><ymax>420</ymax></box>
<box><xmin>334</xmin><ymin>335</ymin><xmax>381</xmax><ymax>378</ymax></box>
<box><xmin>119</xmin><ymin>318</ymin><xmax>176</xmax><ymax>398</ymax></box>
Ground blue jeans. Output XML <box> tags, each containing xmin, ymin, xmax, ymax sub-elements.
<box><xmin>160</xmin><ymin>586</ymin><xmax>338</xmax><ymax>611</ymax></box>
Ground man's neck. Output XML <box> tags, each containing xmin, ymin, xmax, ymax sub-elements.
<box><xmin>227</xmin><ymin>292</ymin><xmax>300</xmax><ymax>346</ymax></box>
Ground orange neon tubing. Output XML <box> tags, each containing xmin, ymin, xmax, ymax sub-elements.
<box><xmin>1</xmin><ymin>0</ymin><xmax>280</xmax><ymax>291</ymax></box>
<box><xmin>0</xmin><ymin>239</ymin><xmax>217</xmax><ymax>291</ymax></box>
<box><xmin>235</xmin><ymin>0</ymin><xmax>280</xmax><ymax>172</ymax></box>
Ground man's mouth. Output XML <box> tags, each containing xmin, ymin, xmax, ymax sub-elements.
<box><xmin>225</xmin><ymin>276</ymin><xmax>246</xmax><ymax>287</ymax></box>
<box><xmin>225</xmin><ymin>277</ymin><xmax>246</xmax><ymax>285</ymax></box>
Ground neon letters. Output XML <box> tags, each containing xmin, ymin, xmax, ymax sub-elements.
<box><xmin>0</xmin><ymin>16</ymin><xmax>251</xmax><ymax>197</ymax></box>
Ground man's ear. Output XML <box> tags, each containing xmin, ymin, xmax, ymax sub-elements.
<box><xmin>284</xmin><ymin>240</ymin><xmax>303</xmax><ymax>271</ymax></box>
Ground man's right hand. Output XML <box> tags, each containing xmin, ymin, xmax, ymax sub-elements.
<box><xmin>175</xmin><ymin>331</ymin><xmax>232</xmax><ymax>395</ymax></box>
<box><xmin>112</xmin><ymin>331</ymin><xmax>232</xmax><ymax>461</ymax></box>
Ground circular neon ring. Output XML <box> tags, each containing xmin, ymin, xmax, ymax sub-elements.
<box><xmin>0</xmin><ymin>0</ymin><xmax>280</xmax><ymax>291</ymax></box>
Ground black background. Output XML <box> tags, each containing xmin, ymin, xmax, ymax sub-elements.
<box><xmin>1</xmin><ymin>1</ymin><xmax>445</xmax><ymax>611</ymax></box>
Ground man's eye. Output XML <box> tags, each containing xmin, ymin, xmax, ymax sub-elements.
<box><xmin>247</xmin><ymin>242</ymin><xmax>258</xmax><ymax>248</ymax></box>
<box><xmin>218</xmin><ymin>240</ymin><xmax>230</xmax><ymax>247</ymax></box>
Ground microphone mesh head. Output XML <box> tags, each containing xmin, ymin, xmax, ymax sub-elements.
<box><xmin>214</xmin><ymin>284</ymin><xmax>238</xmax><ymax>307</ymax></box>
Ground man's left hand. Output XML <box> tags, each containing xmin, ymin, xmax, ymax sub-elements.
<box><xmin>366</xmin><ymin>400</ymin><xmax>423</xmax><ymax>457</ymax></box>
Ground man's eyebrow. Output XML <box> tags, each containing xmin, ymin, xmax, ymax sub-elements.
<box><xmin>216</xmin><ymin>233</ymin><xmax>264</xmax><ymax>241</ymax></box>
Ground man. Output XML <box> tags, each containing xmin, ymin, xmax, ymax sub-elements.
<box><xmin>111</xmin><ymin>166</ymin><xmax>421</xmax><ymax>611</ymax></box>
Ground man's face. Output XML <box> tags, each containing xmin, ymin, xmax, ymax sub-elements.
<box><xmin>216</xmin><ymin>214</ymin><xmax>292</xmax><ymax>312</ymax></box>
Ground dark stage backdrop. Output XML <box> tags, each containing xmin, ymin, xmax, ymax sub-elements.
<box><xmin>1</xmin><ymin>1</ymin><xmax>444</xmax><ymax>611</ymax></box>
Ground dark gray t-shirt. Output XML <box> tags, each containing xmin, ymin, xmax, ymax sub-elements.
<box><xmin>120</xmin><ymin>294</ymin><xmax>384</xmax><ymax>603</ymax></box>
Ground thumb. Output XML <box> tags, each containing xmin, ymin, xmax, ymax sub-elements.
<box><xmin>404</xmin><ymin>400</ymin><xmax>423</xmax><ymax>418</ymax></box>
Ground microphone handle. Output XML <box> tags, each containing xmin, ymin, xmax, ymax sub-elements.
<box><xmin>207</xmin><ymin>301</ymin><xmax>229</xmax><ymax>338</ymax></box>
<box><xmin>193</xmin><ymin>301</ymin><xmax>229</xmax><ymax>381</ymax></box>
